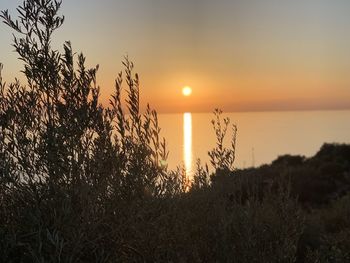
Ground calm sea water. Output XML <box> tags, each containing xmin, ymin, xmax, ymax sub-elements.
<box><xmin>157</xmin><ymin>110</ymin><xmax>350</xmax><ymax>174</ymax></box>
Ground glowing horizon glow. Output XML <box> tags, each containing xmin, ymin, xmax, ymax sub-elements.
<box><xmin>0</xmin><ymin>1</ymin><xmax>349</xmax><ymax>112</ymax></box>
<box><xmin>182</xmin><ymin>86</ymin><xmax>192</xmax><ymax>97</ymax></box>
<box><xmin>183</xmin><ymin>112</ymin><xmax>192</xmax><ymax>181</ymax></box>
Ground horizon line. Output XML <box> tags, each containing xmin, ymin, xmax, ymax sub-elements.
<box><xmin>143</xmin><ymin>107</ymin><xmax>350</xmax><ymax>115</ymax></box>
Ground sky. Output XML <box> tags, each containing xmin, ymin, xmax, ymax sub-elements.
<box><xmin>1</xmin><ymin>0</ymin><xmax>350</xmax><ymax>113</ymax></box>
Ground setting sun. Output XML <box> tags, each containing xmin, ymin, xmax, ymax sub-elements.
<box><xmin>182</xmin><ymin>86</ymin><xmax>192</xmax><ymax>97</ymax></box>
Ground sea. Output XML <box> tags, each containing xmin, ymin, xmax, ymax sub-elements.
<box><xmin>157</xmin><ymin>110</ymin><xmax>350</xmax><ymax>175</ymax></box>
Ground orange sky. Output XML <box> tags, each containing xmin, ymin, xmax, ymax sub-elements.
<box><xmin>1</xmin><ymin>0</ymin><xmax>350</xmax><ymax>113</ymax></box>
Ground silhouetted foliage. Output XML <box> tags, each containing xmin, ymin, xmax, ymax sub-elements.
<box><xmin>208</xmin><ymin>108</ymin><xmax>237</xmax><ymax>173</ymax></box>
<box><xmin>1</xmin><ymin>1</ymin><xmax>349</xmax><ymax>262</ymax></box>
<box><xmin>272</xmin><ymin>154</ymin><xmax>305</xmax><ymax>167</ymax></box>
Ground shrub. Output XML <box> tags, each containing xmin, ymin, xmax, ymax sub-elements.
<box><xmin>0</xmin><ymin>0</ymin><xmax>180</xmax><ymax>260</ymax></box>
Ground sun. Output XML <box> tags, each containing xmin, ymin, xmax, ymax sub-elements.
<box><xmin>182</xmin><ymin>86</ymin><xmax>192</xmax><ymax>97</ymax></box>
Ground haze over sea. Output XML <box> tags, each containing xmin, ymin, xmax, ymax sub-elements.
<box><xmin>158</xmin><ymin>110</ymin><xmax>350</xmax><ymax>174</ymax></box>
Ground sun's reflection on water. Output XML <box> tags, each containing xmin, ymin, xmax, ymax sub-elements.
<box><xmin>183</xmin><ymin>113</ymin><xmax>192</xmax><ymax>179</ymax></box>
